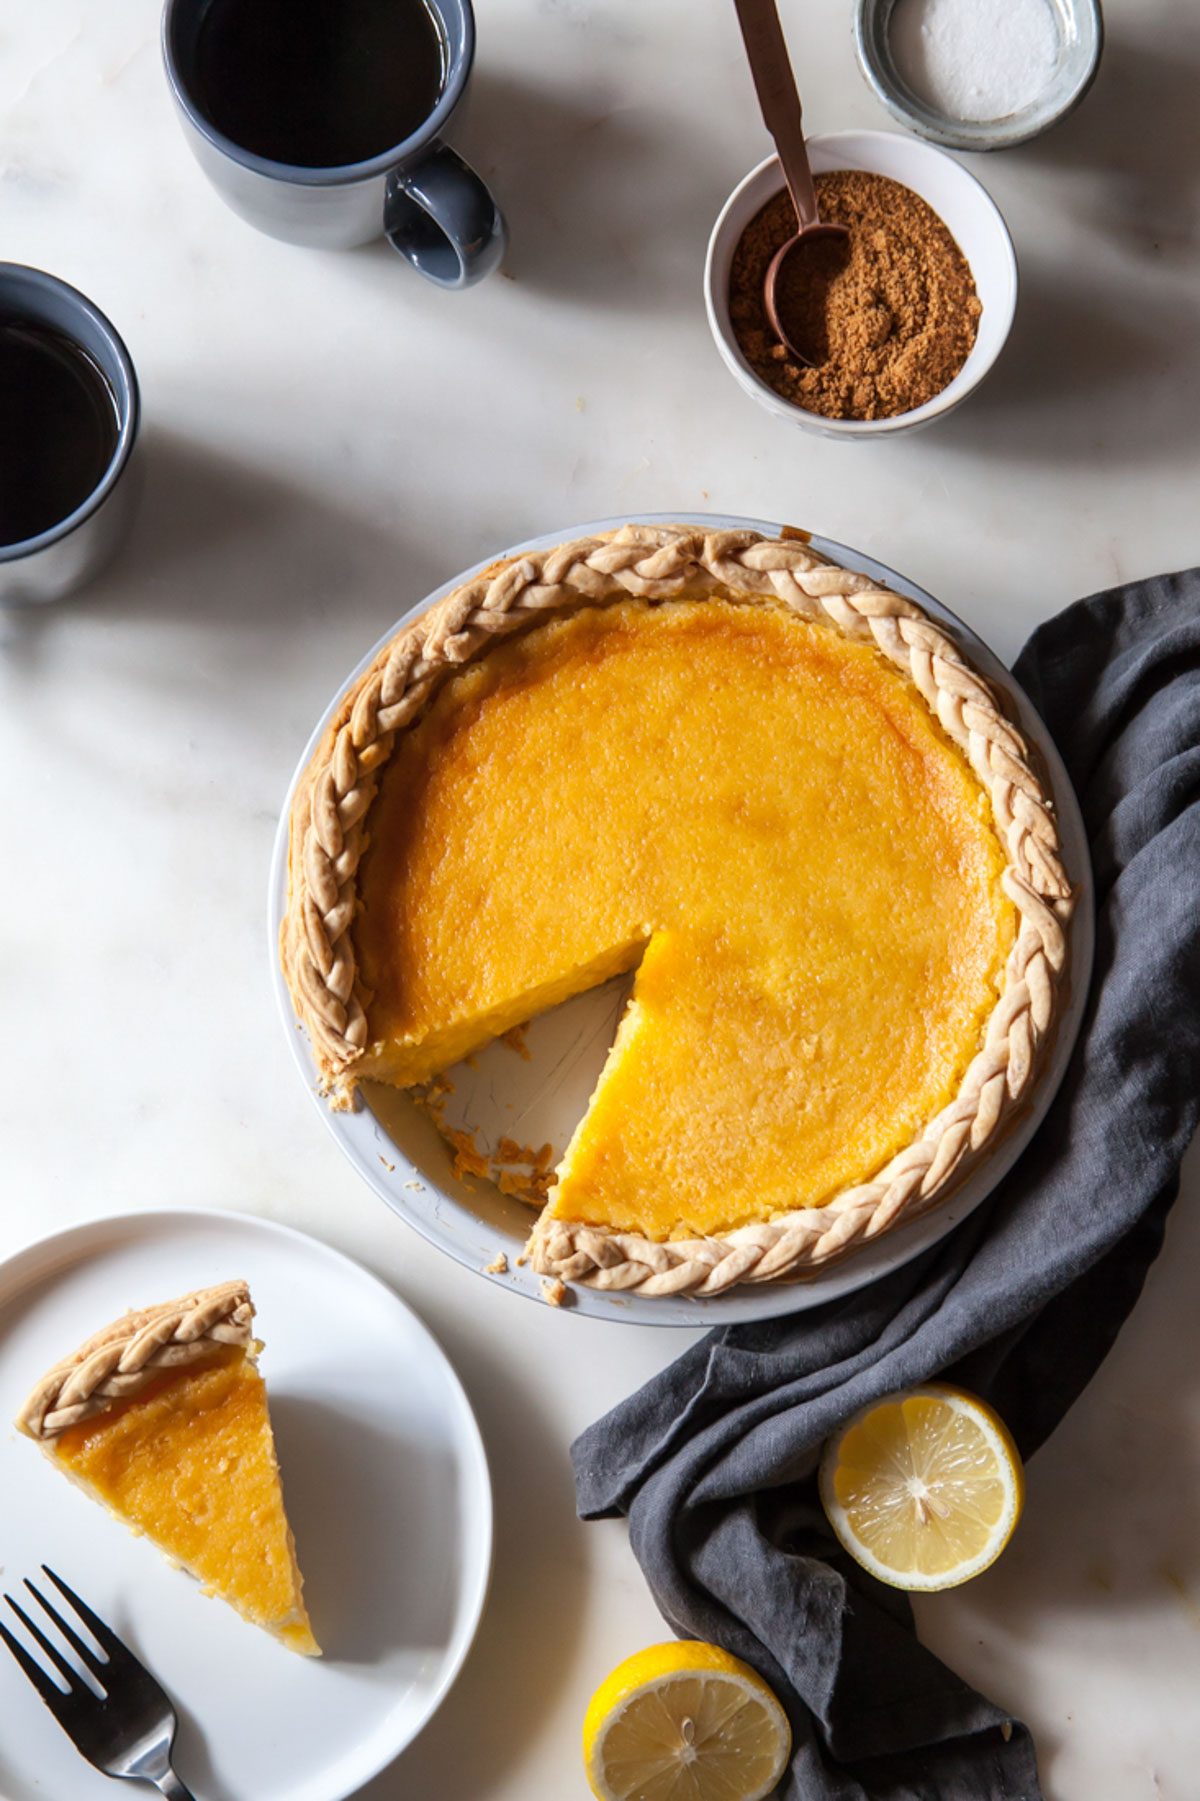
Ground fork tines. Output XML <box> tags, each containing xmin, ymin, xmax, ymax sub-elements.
<box><xmin>0</xmin><ymin>1566</ymin><xmax>119</xmax><ymax>1708</ymax></box>
<box><xmin>1</xmin><ymin>1567</ymin><xmax>195</xmax><ymax>1800</ymax></box>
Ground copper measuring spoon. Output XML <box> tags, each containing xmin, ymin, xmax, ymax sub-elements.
<box><xmin>733</xmin><ymin>0</ymin><xmax>849</xmax><ymax>364</ymax></box>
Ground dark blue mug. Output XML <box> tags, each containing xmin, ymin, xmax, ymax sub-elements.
<box><xmin>162</xmin><ymin>0</ymin><xmax>506</xmax><ymax>289</ymax></box>
<box><xmin>0</xmin><ymin>266</ymin><xmax>140</xmax><ymax>608</ymax></box>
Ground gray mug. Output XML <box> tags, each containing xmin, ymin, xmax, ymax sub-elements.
<box><xmin>0</xmin><ymin>266</ymin><xmax>140</xmax><ymax>609</ymax></box>
<box><xmin>162</xmin><ymin>0</ymin><xmax>506</xmax><ymax>289</ymax></box>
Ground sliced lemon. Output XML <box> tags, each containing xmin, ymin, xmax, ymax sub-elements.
<box><xmin>583</xmin><ymin>1640</ymin><xmax>792</xmax><ymax>1801</ymax></box>
<box><xmin>819</xmin><ymin>1383</ymin><xmax>1025</xmax><ymax>1591</ymax></box>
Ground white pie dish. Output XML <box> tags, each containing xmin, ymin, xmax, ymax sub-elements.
<box><xmin>704</xmin><ymin>132</ymin><xmax>1017</xmax><ymax>439</ymax></box>
<box><xmin>268</xmin><ymin>512</ymin><xmax>1093</xmax><ymax>1326</ymax></box>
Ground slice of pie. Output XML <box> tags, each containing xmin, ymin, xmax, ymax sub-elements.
<box><xmin>281</xmin><ymin>524</ymin><xmax>1074</xmax><ymax>1297</ymax></box>
<box><xmin>16</xmin><ymin>1282</ymin><xmax>319</xmax><ymax>1655</ymax></box>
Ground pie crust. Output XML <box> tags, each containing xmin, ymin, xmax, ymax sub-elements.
<box><xmin>17</xmin><ymin>1281</ymin><xmax>255</xmax><ymax>1439</ymax></box>
<box><xmin>281</xmin><ymin>524</ymin><xmax>1074</xmax><ymax>1296</ymax></box>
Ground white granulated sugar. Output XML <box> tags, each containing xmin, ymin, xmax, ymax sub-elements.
<box><xmin>889</xmin><ymin>0</ymin><xmax>1061</xmax><ymax>122</ymax></box>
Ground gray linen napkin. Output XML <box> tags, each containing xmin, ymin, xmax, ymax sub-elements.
<box><xmin>572</xmin><ymin>570</ymin><xmax>1200</xmax><ymax>1801</ymax></box>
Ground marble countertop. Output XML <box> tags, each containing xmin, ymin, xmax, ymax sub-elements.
<box><xmin>2</xmin><ymin>1</ymin><xmax>1199</xmax><ymax>1797</ymax></box>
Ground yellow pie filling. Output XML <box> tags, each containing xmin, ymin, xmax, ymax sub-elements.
<box><xmin>355</xmin><ymin>598</ymin><xmax>1016</xmax><ymax>1241</ymax></box>
<box><xmin>52</xmin><ymin>1346</ymin><xmax>319</xmax><ymax>1655</ymax></box>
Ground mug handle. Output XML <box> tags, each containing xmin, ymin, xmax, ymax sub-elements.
<box><xmin>385</xmin><ymin>142</ymin><xmax>507</xmax><ymax>289</ymax></box>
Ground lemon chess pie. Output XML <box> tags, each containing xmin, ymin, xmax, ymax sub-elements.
<box><xmin>17</xmin><ymin>1282</ymin><xmax>319</xmax><ymax>1654</ymax></box>
<box><xmin>281</xmin><ymin>524</ymin><xmax>1073</xmax><ymax>1297</ymax></box>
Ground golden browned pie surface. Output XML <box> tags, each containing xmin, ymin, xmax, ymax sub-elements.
<box><xmin>280</xmin><ymin>524</ymin><xmax>1073</xmax><ymax>1294</ymax></box>
<box><xmin>355</xmin><ymin>599</ymin><xmax>1016</xmax><ymax>1240</ymax></box>
<box><xmin>17</xmin><ymin>1285</ymin><xmax>318</xmax><ymax>1655</ymax></box>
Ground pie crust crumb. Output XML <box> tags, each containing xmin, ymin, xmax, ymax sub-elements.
<box><xmin>541</xmin><ymin>1277</ymin><xmax>569</xmax><ymax>1307</ymax></box>
<box><xmin>500</xmin><ymin>1024</ymin><xmax>532</xmax><ymax>1061</ymax></box>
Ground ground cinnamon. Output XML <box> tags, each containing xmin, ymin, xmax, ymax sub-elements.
<box><xmin>728</xmin><ymin>169</ymin><xmax>981</xmax><ymax>421</ymax></box>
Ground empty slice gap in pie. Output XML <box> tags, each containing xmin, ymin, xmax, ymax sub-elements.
<box><xmin>282</xmin><ymin>525</ymin><xmax>1074</xmax><ymax>1297</ymax></box>
<box><xmin>16</xmin><ymin>1282</ymin><xmax>319</xmax><ymax>1655</ymax></box>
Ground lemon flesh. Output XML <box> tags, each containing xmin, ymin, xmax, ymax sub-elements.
<box><xmin>819</xmin><ymin>1383</ymin><xmax>1025</xmax><ymax>1591</ymax></box>
<box><xmin>584</xmin><ymin>1641</ymin><xmax>791</xmax><ymax>1801</ymax></box>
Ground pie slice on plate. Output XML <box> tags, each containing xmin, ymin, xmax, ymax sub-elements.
<box><xmin>281</xmin><ymin>523</ymin><xmax>1074</xmax><ymax>1298</ymax></box>
<box><xmin>16</xmin><ymin>1281</ymin><xmax>319</xmax><ymax>1655</ymax></box>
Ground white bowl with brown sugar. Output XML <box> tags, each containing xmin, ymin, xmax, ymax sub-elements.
<box><xmin>704</xmin><ymin>129</ymin><xmax>1017</xmax><ymax>439</ymax></box>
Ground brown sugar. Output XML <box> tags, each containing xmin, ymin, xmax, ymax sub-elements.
<box><xmin>728</xmin><ymin>170</ymin><xmax>982</xmax><ymax>421</ymax></box>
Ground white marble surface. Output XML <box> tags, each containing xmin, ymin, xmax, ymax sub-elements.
<box><xmin>1</xmin><ymin>2</ymin><xmax>1198</xmax><ymax>1797</ymax></box>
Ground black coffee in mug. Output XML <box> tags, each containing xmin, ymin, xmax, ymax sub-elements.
<box><xmin>0</xmin><ymin>320</ymin><xmax>120</xmax><ymax>548</ymax></box>
<box><xmin>193</xmin><ymin>0</ymin><xmax>447</xmax><ymax>168</ymax></box>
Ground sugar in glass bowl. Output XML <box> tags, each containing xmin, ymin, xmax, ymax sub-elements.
<box><xmin>704</xmin><ymin>130</ymin><xmax>1017</xmax><ymax>441</ymax></box>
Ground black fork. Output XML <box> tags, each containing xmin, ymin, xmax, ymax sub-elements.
<box><xmin>0</xmin><ymin>1567</ymin><xmax>196</xmax><ymax>1800</ymax></box>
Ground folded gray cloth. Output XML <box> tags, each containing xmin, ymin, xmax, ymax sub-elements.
<box><xmin>573</xmin><ymin>570</ymin><xmax>1200</xmax><ymax>1801</ymax></box>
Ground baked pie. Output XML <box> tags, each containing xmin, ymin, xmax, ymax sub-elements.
<box><xmin>281</xmin><ymin>524</ymin><xmax>1073</xmax><ymax>1297</ymax></box>
<box><xmin>16</xmin><ymin>1282</ymin><xmax>319</xmax><ymax>1654</ymax></box>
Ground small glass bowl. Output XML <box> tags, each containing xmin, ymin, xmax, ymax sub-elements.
<box><xmin>855</xmin><ymin>0</ymin><xmax>1104</xmax><ymax>152</ymax></box>
<box><xmin>704</xmin><ymin>130</ymin><xmax>1017</xmax><ymax>441</ymax></box>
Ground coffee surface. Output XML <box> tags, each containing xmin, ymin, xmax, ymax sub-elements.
<box><xmin>0</xmin><ymin>321</ymin><xmax>119</xmax><ymax>548</ymax></box>
<box><xmin>193</xmin><ymin>0</ymin><xmax>446</xmax><ymax>168</ymax></box>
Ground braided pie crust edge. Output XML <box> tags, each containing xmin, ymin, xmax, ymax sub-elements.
<box><xmin>16</xmin><ymin>1281</ymin><xmax>255</xmax><ymax>1439</ymax></box>
<box><xmin>280</xmin><ymin>524</ymin><xmax>1075</xmax><ymax>1297</ymax></box>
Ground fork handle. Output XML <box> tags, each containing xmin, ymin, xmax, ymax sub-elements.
<box><xmin>151</xmin><ymin>1771</ymin><xmax>197</xmax><ymax>1801</ymax></box>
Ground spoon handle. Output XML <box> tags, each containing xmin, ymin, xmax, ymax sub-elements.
<box><xmin>732</xmin><ymin>0</ymin><xmax>821</xmax><ymax>232</ymax></box>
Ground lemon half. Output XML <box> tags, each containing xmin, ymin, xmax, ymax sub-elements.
<box><xmin>583</xmin><ymin>1640</ymin><xmax>792</xmax><ymax>1801</ymax></box>
<box><xmin>819</xmin><ymin>1383</ymin><xmax>1025</xmax><ymax>1591</ymax></box>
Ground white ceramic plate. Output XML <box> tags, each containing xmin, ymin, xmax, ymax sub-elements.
<box><xmin>269</xmin><ymin>514</ymin><xmax>1094</xmax><ymax>1327</ymax></box>
<box><xmin>0</xmin><ymin>1210</ymin><xmax>492</xmax><ymax>1801</ymax></box>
